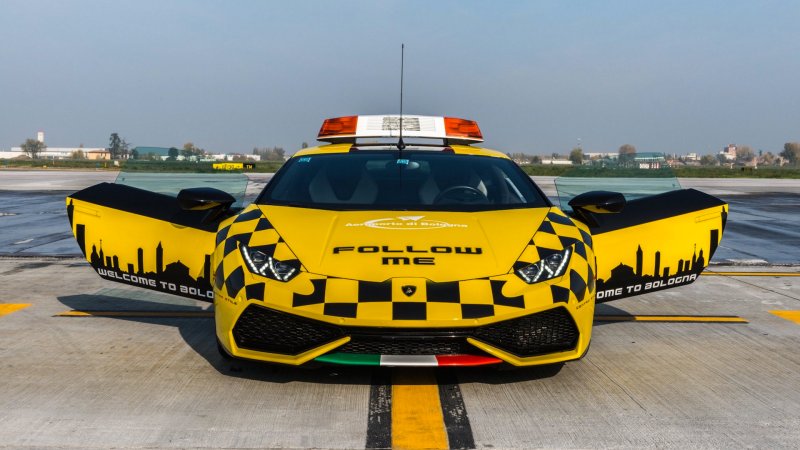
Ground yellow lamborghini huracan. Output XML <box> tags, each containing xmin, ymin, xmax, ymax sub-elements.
<box><xmin>66</xmin><ymin>115</ymin><xmax>727</xmax><ymax>367</ymax></box>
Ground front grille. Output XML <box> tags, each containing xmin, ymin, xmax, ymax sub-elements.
<box><xmin>232</xmin><ymin>305</ymin><xmax>344</xmax><ymax>354</ymax></box>
<box><xmin>232</xmin><ymin>304</ymin><xmax>578</xmax><ymax>358</ymax></box>
<box><xmin>339</xmin><ymin>336</ymin><xmax>471</xmax><ymax>355</ymax></box>
<box><xmin>472</xmin><ymin>306</ymin><xmax>578</xmax><ymax>357</ymax></box>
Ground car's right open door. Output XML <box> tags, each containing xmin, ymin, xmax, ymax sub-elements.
<box><xmin>568</xmin><ymin>188</ymin><xmax>727</xmax><ymax>303</ymax></box>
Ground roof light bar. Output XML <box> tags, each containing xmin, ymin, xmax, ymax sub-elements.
<box><xmin>316</xmin><ymin>115</ymin><xmax>483</xmax><ymax>144</ymax></box>
<box><xmin>444</xmin><ymin>117</ymin><xmax>483</xmax><ymax>141</ymax></box>
<box><xmin>318</xmin><ymin>115</ymin><xmax>358</xmax><ymax>139</ymax></box>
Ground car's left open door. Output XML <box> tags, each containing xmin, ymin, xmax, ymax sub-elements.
<box><xmin>67</xmin><ymin>183</ymin><xmax>223</xmax><ymax>302</ymax></box>
<box><xmin>571</xmin><ymin>189</ymin><xmax>728</xmax><ymax>302</ymax></box>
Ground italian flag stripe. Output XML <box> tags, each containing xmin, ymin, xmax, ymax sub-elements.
<box><xmin>314</xmin><ymin>353</ymin><xmax>502</xmax><ymax>367</ymax></box>
<box><xmin>315</xmin><ymin>353</ymin><xmax>381</xmax><ymax>365</ymax></box>
<box><xmin>435</xmin><ymin>355</ymin><xmax>503</xmax><ymax>366</ymax></box>
<box><xmin>381</xmin><ymin>355</ymin><xmax>438</xmax><ymax>366</ymax></box>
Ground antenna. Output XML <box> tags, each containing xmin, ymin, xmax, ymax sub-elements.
<box><xmin>397</xmin><ymin>43</ymin><xmax>405</xmax><ymax>151</ymax></box>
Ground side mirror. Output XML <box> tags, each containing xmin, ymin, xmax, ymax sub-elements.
<box><xmin>568</xmin><ymin>191</ymin><xmax>625</xmax><ymax>226</ymax></box>
<box><xmin>178</xmin><ymin>187</ymin><xmax>236</xmax><ymax>211</ymax></box>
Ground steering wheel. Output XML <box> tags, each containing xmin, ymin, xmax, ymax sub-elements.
<box><xmin>433</xmin><ymin>185</ymin><xmax>489</xmax><ymax>204</ymax></box>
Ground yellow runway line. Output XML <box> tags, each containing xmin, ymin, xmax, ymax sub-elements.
<box><xmin>55</xmin><ymin>310</ymin><xmax>213</xmax><ymax>318</ymax></box>
<box><xmin>0</xmin><ymin>304</ymin><xmax>31</xmax><ymax>317</ymax></box>
<box><xmin>770</xmin><ymin>310</ymin><xmax>800</xmax><ymax>325</ymax></box>
<box><xmin>703</xmin><ymin>272</ymin><xmax>800</xmax><ymax>277</ymax></box>
<box><xmin>595</xmin><ymin>315</ymin><xmax>748</xmax><ymax>323</ymax></box>
<box><xmin>392</xmin><ymin>370</ymin><xmax>448</xmax><ymax>450</ymax></box>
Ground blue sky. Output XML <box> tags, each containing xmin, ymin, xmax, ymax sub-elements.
<box><xmin>1</xmin><ymin>0</ymin><xmax>798</xmax><ymax>155</ymax></box>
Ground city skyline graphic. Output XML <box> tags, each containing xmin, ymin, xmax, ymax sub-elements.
<box><xmin>595</xmin><ymin>227</ymin><xmax>720</xmax><ymax>301</ymax></box>
<box><xmin>69</xmin><ymin>199</ymin><xmax>213</xmax><ymax>301</ymax></box>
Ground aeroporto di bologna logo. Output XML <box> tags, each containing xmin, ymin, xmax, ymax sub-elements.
<box><xmin>345</xmin><ymin>216</ymin><xmax>468</xmax><ymax>230</ymax></box>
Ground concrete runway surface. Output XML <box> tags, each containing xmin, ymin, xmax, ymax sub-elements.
<box><xmin>1</xmin><ymin>170</ymin><xmax>799</xmax><ymax>449</ymax></box>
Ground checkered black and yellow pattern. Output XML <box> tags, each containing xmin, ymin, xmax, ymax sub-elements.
<box><xmin>212</xmin><ymin>206</ymin><xmax>595</xmax><ymax>326</ymax></box>
<box><xmin>514</xmin><ymin>208</ymin><xmax>596</xmax><ymax>306</ymax></box>
<box><xmin>212</xmin><ymin>205</ymin><xmax>298</xmax><ymax>300</ymax></box>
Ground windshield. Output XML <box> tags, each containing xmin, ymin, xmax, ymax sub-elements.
<box><xmin>257</xmin><ymin>150</ymin><xmax>549</xmax><ymax>211</ymax></box>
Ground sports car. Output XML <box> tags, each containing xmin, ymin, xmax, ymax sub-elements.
<box><xmin>66</xmin><ymin>115</ymin><xmax>728</xmax><ymax>367</ymax></box>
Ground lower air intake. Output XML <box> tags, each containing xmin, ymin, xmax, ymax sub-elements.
<box><xmin>232</xmin><ymin>304</ymin><xmax>578</xmax><ymax>359</ymax></box>
<box><xmin>472</xmin><ymin>306</ymin><xmax>578</xmax><ymax>357</ymax></box>
<box><xmin>232</xmin><ymin>304</ymin><xmax>344</xmax><ymax>355</ymax></box>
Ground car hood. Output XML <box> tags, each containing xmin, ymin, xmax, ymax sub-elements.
<box><xmin>257</xmin><ymin>205</ymin><xmax>550</xmax><ymax>282</ymax></box>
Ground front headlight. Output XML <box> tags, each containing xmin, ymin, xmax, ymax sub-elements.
<box><xmin>515</xmin><ymin>247</ymin><xmax>571</xmax><ymax>284</ymax></box>
<box><xmin>240</xmin><ymin>244</ymin><xmax>299</xmax><ymax>282</ymax></box>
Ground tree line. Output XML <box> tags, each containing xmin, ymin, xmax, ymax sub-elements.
<box><xmin>252</xmin><ymin>146</ymin><xmax>286</xmax><ymax>161</ymax></box>
<box><xmin>508</xmin><ymin>142</ymin><xmax>800</xmax><ymax>167</ymax></box>
<box><xmin>16</xmin><ymin>134</ymin><xmax>800</xmax><ymax>166</ymax></box>
<box><xmin>17</xmin><ymin>132</ymin><xmax>292</xmax><ymax>162</ymax></box>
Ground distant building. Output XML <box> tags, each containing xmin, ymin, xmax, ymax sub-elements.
<box><xmin>133</xmin><ymin>146</ymin><xmax>258</xmax><ymax>162</ymax></box>
<box><xmin>132</xmin><ymin>146</ymin><xmax>202</xmax><ymax>161</ymax></box>
<box><xmin>207</xmin><ymin>153</ymin><xmax>261</xmax><ymax>161</ymax></box>
<box><xmin>132</xmin><ymin>146</ymin><xmax>173</xmax><ymax>160</ymax></box>
<box><xmin>540</xmin><ymin>158</ymin><xmax>573</xmax><ymax>165</ymax></box>
<box><xmin>85</xmin><ymin>149</ymin><xmax>110</xmax><ymax>160</ymax></box>
<box><xmin>0</xmin><ymin>146</ymin><xmax>106</xmax><ymax>159</ymax></box>
<box><xmin>584</xmin><ymin>152</ymin><xmax>618</xmax><ymax>159</ymax></box>
<box><xmin>719</xmin><ymin>144</ymin><xmax>736</xmax><ymax>161</ymax></box>
<box><xmin>633</xmin><ymin>152</ymin><xmax>666</xmax><ymax>169</ymax></box>
<box><xmin>0</xmin><ymin>131</ymin><xmax>105</xmax><ymax>160</ymax></box>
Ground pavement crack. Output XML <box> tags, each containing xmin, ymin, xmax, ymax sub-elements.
<box><xmin>587</xmin><ymin>359</ymin><xmax>650</xmax><ymax>414</ymax></box>
<box><xmin>722</xmin><ymin>275</ymin><xmax>800</xmax><ymax>303</ymax></box>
